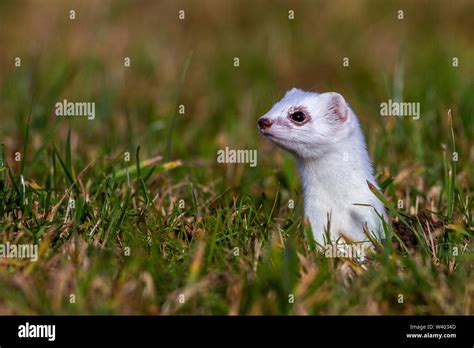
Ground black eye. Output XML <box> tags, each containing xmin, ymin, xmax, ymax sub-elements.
<box><xmin>289</xmin><ymin>111</ymin><xmax>307</xmax><ymax>124</ymax></box>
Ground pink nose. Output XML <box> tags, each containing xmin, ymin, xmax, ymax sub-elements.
<box><xmin>258</xmin><ymin>118</ymin><xmax>272</xmax><ymax>130</ymax></box>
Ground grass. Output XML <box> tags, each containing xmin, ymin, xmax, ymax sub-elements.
<box><xmin>0</xmin><ymin>0</ymin><xmax>473</xmax><ymax>315</ymax></box>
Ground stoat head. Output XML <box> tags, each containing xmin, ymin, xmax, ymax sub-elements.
<box><xmin>258</xmin><ymin>88</ymin><xmax>354</xmax><ymax>159</ymax></box>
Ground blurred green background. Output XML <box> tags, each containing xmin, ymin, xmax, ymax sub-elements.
<box><xmin>1</xmin><ymin>0</ymin><xmax>473</xmax><ymax>190</ymax></box>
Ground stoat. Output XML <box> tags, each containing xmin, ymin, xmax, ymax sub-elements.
<box><xmin>258</xmin><ymin>88</ymin><xmax>387</xmax><ymax>247</ymax></box>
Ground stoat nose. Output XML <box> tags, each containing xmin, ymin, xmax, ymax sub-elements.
<box><xmin>258</xmin><ymin>117</ymin><xmax>272</xmax><ymax>130</ymax></box>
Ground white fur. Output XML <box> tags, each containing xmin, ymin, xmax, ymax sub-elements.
<box><xmin>259</xmin><ymin>88</ymin><xmax>387</xmax><ymax>247</ymax></box>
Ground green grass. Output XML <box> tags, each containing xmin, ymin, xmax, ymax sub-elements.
<box><xmin>0</xmin><ymin>0</ymin><xmax>473</xmax><ymax>315</ymax></box>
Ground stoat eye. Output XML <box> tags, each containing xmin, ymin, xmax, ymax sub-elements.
<box><xmin>289</xmin><ymin>110</ymin><xmax>308</xmax><ymax>124</ymax></box>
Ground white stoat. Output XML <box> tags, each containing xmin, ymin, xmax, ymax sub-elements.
<box><xmin>258</xmin><ymin>88</ymin><xmax>387</xmax><ymax>247</ymax></box>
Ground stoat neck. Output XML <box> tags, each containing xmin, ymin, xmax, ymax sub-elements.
<box><xmin>296</xmin><ymin>137</ymin><xmax>375</xmax><ymax>199</ymax></box>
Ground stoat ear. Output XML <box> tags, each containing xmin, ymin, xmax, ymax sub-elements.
<box><xmin>284</xmin><ymin>87</ymin><xmax>301</xmax><ymax>97</ymax></box>
<box><xmin>326</xmin><ymin>92</ymin><xmax>349</xmax><ymax>123</ymax></box>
